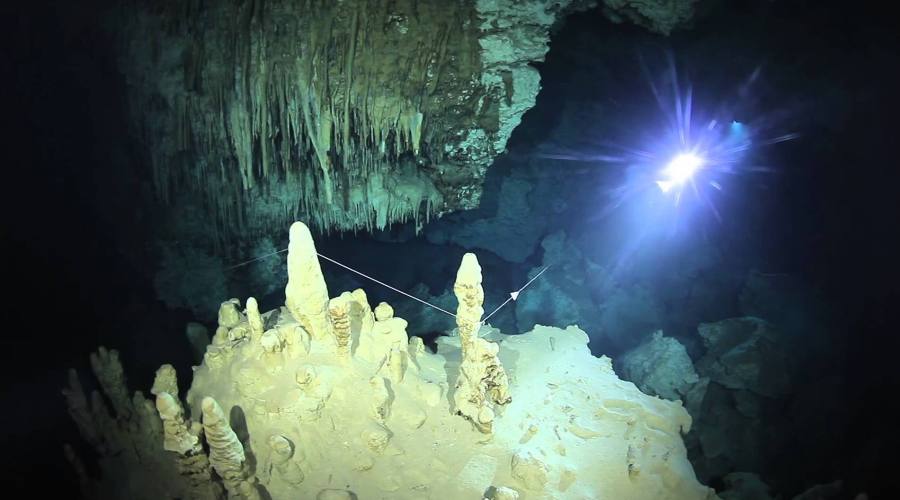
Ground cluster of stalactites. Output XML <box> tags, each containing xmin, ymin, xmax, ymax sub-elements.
<box><xmin>123</xmin><ymin>0</ymin><xmax>477</xmax><ymax>239</ymax></box>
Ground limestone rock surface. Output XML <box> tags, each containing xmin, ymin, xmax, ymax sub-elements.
<box><xmin>64</xmin><ymin>222</ymin><xmax>718</xmax><ymax>500</ymax></box>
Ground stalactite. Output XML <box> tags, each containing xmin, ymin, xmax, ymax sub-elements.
<box><xmin>120</xmin><ymin>0</ymin><xmax>564</xmax><ymax>240</ymax></box>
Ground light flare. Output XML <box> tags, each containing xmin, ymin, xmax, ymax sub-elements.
<box><xmin>656</xmin><ymin>152</ymin><xmax>705</xmax><ymax>193</ymax></box>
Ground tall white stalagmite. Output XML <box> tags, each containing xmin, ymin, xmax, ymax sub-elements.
<box><xmin>452</xmin><ymin>253</ymin><xmax>511</xmax><ymax>433</ymax></box>
<box><xmin>285</xmin><ymin>222</ymin><xmax>332</xmax><ymax>340</ymax></box>
<box><xmin>201</xmin><ymin>397</ymin><xmax>260</xmax><ymax>500</ymax></box>
<box><xmin>246</xmin><ymin>297</ymin><xmax>264</xmax><ymax>343</ymax></box>
<box><xmin>454</xmin><ymin>253</ymin><xmax>484</xmax><ymax>357</ymax></box>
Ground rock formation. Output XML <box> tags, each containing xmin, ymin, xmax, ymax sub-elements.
<box><xmin>618</xmin><ymin>316</ymin><xmax>847</xmax><ymax>497</ymax></box>
<box><xmin>63</xmin><ymin>221</ymin><xmax>718</xmax><ymax>499</ymax></box>
<box><xmin>686</xmin><ymin>317</ymin><xmax>796</xmax><ymax>482</ymax></box>
<box><xmin>111</xmin><ymin>0</ymin><xmax>702</xmax><ymax>245</ymax></box>
<box><xmin>620</xmin><ymin>330</ymin><xmax>700</xmax><ymax>401</ymax></box>
<box><xmin>112</xmin><ymin>0</ymin><xmax>606</xmax><ymax>243</ymax></box>
<box><xmin>600</xmin><ymin>0</ymin><xmax>699</xmax><ymax>35</ymax></box>
<box><xmin>451</xmin><ymin>253</ymin><xmax>511</xmax><ymax>433</ymax></box>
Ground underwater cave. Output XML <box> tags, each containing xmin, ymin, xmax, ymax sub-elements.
<box><xmin>5</xmin><ymin>0</ymin><xmax>899</xmax><ymax>498</ymax></box>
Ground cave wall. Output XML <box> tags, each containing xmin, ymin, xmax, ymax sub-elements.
<box><xmin>114</xmin><ymin>0</ymin><xmax>599</xmax><ymax>246</ymax></box>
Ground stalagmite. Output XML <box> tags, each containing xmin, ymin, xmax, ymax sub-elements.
<box><xmin>328</xmin><ymin>295</ymin><xmax>352</xmax><ymax>361</ymax></box>
<box><xmin>156</xmin><ymin>393</ymin><xmax>219</xmax><ymax>500</ymax></box>
<box><xmin>151</xmin><ymin>364</ymin><xmax>179</xmax><ymax>398</ymax></box>
<box><xmin>284</xmin><ymin>222</ymin><xmax>331</xmax><ymax>339</ymax></box>
<box><xmin>156</xmin><ymin>392</ymin><xmax>198</xmax><ymax>455</ymax></box>
<box><xmin>454</xmin><ymin>253</ymin><xmax>484</xmax><ymax>356</ymax></box>
<box><xmin>350</xmin><ymin>288</ymin><xmax>375</xmax><ymax>333</ymax></box>
<box><xmin>62</xmin><ymin>369</ymin><xmax>105</xmax><ymax>454</ymax></box>
<box><xmin>89</xmin><ymin>347</ymin><xmax>133</xmax><ymax>421</ymax></box>
<box><xmin>156</xmin><ymin>392</ymin><xmax>223</xmax><ymax>499</ymax></box>
<box><xmin>246</xmin><ymin>297</ymin><xmax>264</xmax><ymax>343</ymax></box>
<box><xmin>374</xmin><ymin>301</ymin><xmax>393</xmax><ymax>321</ymax></box>
<box><xmin>409</xmin><ymin>336</ymin><xmax>425</xmax><ymax>356</ymax></box>
<box><xmin>279</xmin><ymin>323</ymin><xmax>310</xmax><ymax>358</ymax></box>
<box><xmin>132</xmin><ymin>391</ymin><xmax>164</xmax><ymax>447</ymax></box>
<box><xmin>64</xmin><ymin>221</ymin><xmax>719</xmax><ymax>500</ymax></box>
<box><xmin>89</xmin><ymin>391</ymin><xmax>118</xmax><ymax>447</ymax></box>
<box><xmin>218</xmin><ymin>299</ymin><xmax>244</xmax><ymax>329</ymax></box>
<box><xmin>452</xmin><ymin>253</ymin><xmax>511</xmax><ymax>433</ymax></box>
<box><xmin>201</xmin><ymin>397</ymin><xmax>260</xmax><ymax>500</ymax></box>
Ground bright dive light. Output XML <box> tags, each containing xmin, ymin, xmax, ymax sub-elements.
<box><xmin>656</xmin><ymin>152</ymin><xmax>704</xmax><ymax>193</ymax></box>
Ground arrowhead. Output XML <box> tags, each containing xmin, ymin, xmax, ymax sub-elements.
<box><xmin>510</xmin><ymin>291</ymin><xmax>519</xmax><ymax>301</ymax></box>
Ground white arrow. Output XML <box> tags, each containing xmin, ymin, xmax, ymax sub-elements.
<box><xmin>482</xmin><ymin>265</ymin><xmax>551</xmax><ymax>324</ymax></box>
<box><xmin>228</xmin><ymin>246</ymin><xmax>548</xmax><ymax>326</ymax></box>
<box><xmin>316</xmin><ymin>252</ymin><xmax>457</xmax><ymax>318</ymax></box>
